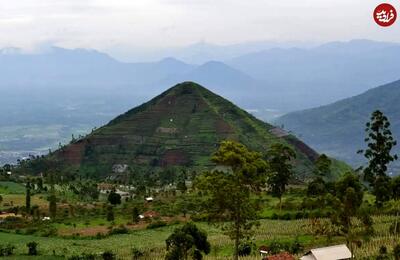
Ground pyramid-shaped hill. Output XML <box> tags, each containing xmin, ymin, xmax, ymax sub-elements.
<box><xmin>56</xmin><ymin>82</ymin><xmax>319</xmax><ymax>177</ymax></box>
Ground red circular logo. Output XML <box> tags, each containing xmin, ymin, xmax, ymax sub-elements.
<box><xmin>374</xmin><ymin>3</ymin><xmax>397</xmax><ymax>27</ymax></box>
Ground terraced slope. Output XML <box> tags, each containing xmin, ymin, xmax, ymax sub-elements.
<box><xmin>56</xmin><ymin>82</ymin><xmax>319</xmax><ymax>177</ymax></box>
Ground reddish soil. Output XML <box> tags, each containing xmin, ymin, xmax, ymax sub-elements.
<box><xmin>58</xmin><ymin>226</ymin><xmax>109</xmax><ymax>237</ymax></box>
<box><xmin>160</xmin><ymin>149</ymin><xmax>189</xmax><ymax>167</ymax></box>
<box><xmin>285</xmin><ymin>137</ymin><xmax>319</xmax><ymax>162</ymax></box>
<box><xmin>215</xmin><ymin>119</ymin><xmax>234</xmax><ymax>136</ymax></box>
<box><xmin>57</xmin><ymin>140</ymin><xmax>86</xmax><ymax>165</ymax></box>
<box><xmin>58</xmin><ymin>216</ymin><xmax>189</xmax><ymax>237</ymax></box>
<box><xmin>266</xmin><ymin>252</ymin><xmax>295</xmax><ymax>260</ymax></box>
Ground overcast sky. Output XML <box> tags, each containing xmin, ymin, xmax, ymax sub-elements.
<box><xmin>0</xmin><ymin>0</ymin><xmax>399</xmax><ymax>53</ymax></box>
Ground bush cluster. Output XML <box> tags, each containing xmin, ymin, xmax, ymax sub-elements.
<box><xmin>269</xmin><ymin>210</ymin><xmax>331</xmax><ymax>220</ymax></box>
<box><xmin>146</xmin><ymin>220</ymin><xmax>167</xmax><ymax>229</ymax></box>
<box><xmin>0</xmin><ymin>244</ymin><xmax>15</xmax><ymax>256</ymax></box>
<box><xmin>267</xmin><ymin>239</ymin><xmax>304</xmax><ymax>255</ymax></box>
<box><xmin>108</xmin><ymin>225</ymin><xmax>129</xmax><ymax>235</ymax></box>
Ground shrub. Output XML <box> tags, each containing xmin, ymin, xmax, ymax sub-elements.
<box><xmin>68</xmin><ymin>253</ymin><xmax>96</xmax><ymax>260</ymax></box>
<box><xmin>376</xmin><ymin>246</ymin><xmax>390</xmax><ymax>260</ymax></box>
<box><xmin>288</xmin><ymin>238</ymin><xmax>304</xmax><ymax>254</ymax></box>
<box><xmin>147</xmin><ymin>220</ymin><xmax>167</xmax><ymax>229</ymax></box>
<box><xmin>190</xmin><ymin>213</ymin><xmax>208</xmax><ymax>222</ymax></box>
<box><xmin>39</xmin><ymin>227</ymin><xmax>58</xmax><ymax>237</ymax></box>
<box><xmin>96</xmin><ymin>232</ymin><xmax>106</xmax><ymax>239</ymax></box>
<box><xmin>281</xmin><ymin>212</ymin><xmax>293</xmax><ymax>220</ymax></box>
<box><xmin>132</xmin><ymin>247</ymin><xmax>144</xmax><ymax>259</ymax></box>
<box><xmin>238</xmin><ymin>242</ymin><xmax>253</xmax><ymax>256</ymax></box>
<box><xmin>394</xmin><ymin>244</ymin><xmax>400</xmax><ymax>260</ymax></box>
<box><xmin>268</xmin><ymin>241</ymin><xmax>285</xmax><ymax>255</ymax></box>
<box><xmin>0</xmin><ymin>244</ymin><xmax>16</xmax><ymax>256</ymax></box>
<box><xmin>271</xmin><ymin>213</ymin><xmax>279</xmax><ymax>220</ymax></box>
<box><xmin>108</xmin><ymin>225</ymin><xmax>129</xmax><ymax>235</ymax></box>
<box><xmin>27</xmin><ymin>241</ymin><xmax>38</xmax><ymax>255</ymax></box>
<box><xmin>165</xmin><ymin>223</ymin><xmax>210</xmax><ymax>260</ymax></box>
<box><xmin>102</xmin><ymin>251</ymin><xmax>115</xmax><ymax>260</ymax></box>
<box><xmin>267</xmin><ymin>239</ymin><xmax>303</xmax><ymax>255</ymax></box>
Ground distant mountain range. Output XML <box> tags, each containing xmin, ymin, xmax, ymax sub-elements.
<box><xmin>275</xmin><ymin>79</ymin><xmax>400</xmax><ymax>171</ymax></box>
<box><xmin>109</xmin><ymin>40</ymin><xmax>318</xmax><ymax>64</ymax></box>
<box><xmin>1</xmin><ymin>39</ymin><xmax>400</xmax><ymax>164</ymax></box>
<box><xmin>228</xmin><ymin>40</ymin><xmax>400</xmax><ymax>109</ymax></box>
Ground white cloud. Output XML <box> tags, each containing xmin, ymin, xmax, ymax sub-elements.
<box><xmin>0</xmin><ymin>0</ymin><xmax>399</xmax><ymax>52</ymax></box>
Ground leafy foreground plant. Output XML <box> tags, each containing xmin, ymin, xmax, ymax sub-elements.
<box><xmin>165</xmin><ymin>222</ymin><xmax>210</xmax><ymax>260</ymax></box>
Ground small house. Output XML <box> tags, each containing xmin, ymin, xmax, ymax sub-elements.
<box><xmin>145</xmin><ymin>197</ymin><xmax>154</xmax><ymax>202</ymax></box>
<box><xmin>97</xmin><ymin>183</ymin><xmax>115</xmax><ymax>194</ymax></box>
<box><xmin>0</xmin><ymin>212</ymin><xmax>21</xmax><ymax>220</ymax></box>
<box><xmin>300</xmin><ymin>244</ymin><xmax>351</xmax><ymax>260</ymax></box>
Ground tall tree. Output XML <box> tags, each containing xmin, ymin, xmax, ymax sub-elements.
<box><xmin>106</xmin><ymin>205</ymin><xmax>114</xmax><ymax>222</ymax></box>
<box><xmin>392</xmin><ymin>176</ymin><xmax>400</xmax><ymax>201</ymax></box>
<box><xmin>197</xmin><ymin>141</ymin><xmax>268</xmax><ymax>260</ymax></box>
<box><xmin>266</xmin><ymin>143</ymin><xmax>296</xmax><ymax>212</ymax></box>
<box><xmin>48</xmin><ymin>182</ymin><xmax>57</xmax><ymax>219</ymax></box>
<box><xmin>314</xmin><ymin>154</ymin><xmax>332</xmax><ymax>178</ymax></box>
<box><xmin>360</xmin><ymin>110</ymin><xmax>398</xmax><ymax>207</ymax></box>
<box><xmin>36</xmin><ymin>178</ymin><xmax>43</xmax><ymax>191</ymax></box>
<box><xmin>25</xmin><ymin>181</ymin><xmax>31</xmax><ymax>212</ymax></box>
<box><xmin>48</xmin><ymin>194</ymin><xmax>57</xmax><ymax>219</ymax></box>
<box><xmin>132</xmin><ymin>206</ymin><xmax>140</xmax><ymax>223</ymax></box>
<box><xmin>108</xmin><ymin>190</ymin><xmax>121</xmax><ymax>205</ymax></box>
<box><xmin>331</xmin><ymin>172</ymin><xmax>365</xmax><ymax>258</ymax></box>
<box><xmin>391</xmin><ymin>176</ymin><xmax>400</xmax><ymax>234</ymax></box>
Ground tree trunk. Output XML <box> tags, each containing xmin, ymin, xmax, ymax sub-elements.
<box><xmin>234</xmin><ymin>221</ymin><xmax>240</xmax><ymax>260</ymax></box>
<box><xmin>395</xmin><ymin>203</ymin><xmax>399</xmax><ymax>234</ymax></box>
<box><xmin>279</xmin><ymin>196</ymin><xmax>282</xmax><ymax>214</ymax></box>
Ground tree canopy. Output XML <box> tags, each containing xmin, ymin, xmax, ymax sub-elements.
<box><xmin>360</xmin><ymin>110</ymin><xmax>398</xmax><ymax>207</ymax></box>
<box><xmin>197</xmin><ymin>140</ymin><xmax>268</xmax><ymax>260</ymax></box>
<box><xmin>165</xmin><ymin>222</ymin><xmax>210</xmax><ymax>260</ymax></box>
<box><xmin>266</xmin><ymin>143</ymin><xmax>296</xmax><ymax>211</ymax></box>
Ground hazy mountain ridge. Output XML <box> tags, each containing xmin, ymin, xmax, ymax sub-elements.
<box><xmin>275</xmin><ymin>79</ymin><xmax>400</xmax><ymax>170</ymax></box>
<box><xmin>228</xmin><ymin>40</ymin><xmax>400</xmax><ymax>109</ymax></box>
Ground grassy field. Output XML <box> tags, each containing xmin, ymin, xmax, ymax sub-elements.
<box><xmin>0</xmin><ymin>216</ymin><xmax>398</xmax><ymax>259</ymax></box>
<box><xmin>0</xmin><ymin>194</ymin><xmax>48</xmax><ymax>208</ymax></box>
<box><xmin>0</xmin><ymin>181</ymin><xmax>26</xmax><ymax>194</ymax></box>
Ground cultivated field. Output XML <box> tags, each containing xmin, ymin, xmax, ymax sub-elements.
<box><xmin>1</xmin><ymin>216</ymin><xmax>398</xmax><ymax>259</ymax></box>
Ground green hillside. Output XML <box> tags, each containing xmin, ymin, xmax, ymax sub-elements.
<box><xmin>276</xmin><ymin>79</ymin><xmax>400</xmax><ymax>170</ymax></box>
<box><xmin>51</xmin><ymin>82</ymin><xmax>319</xmax><ymax>177</ymax></box>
